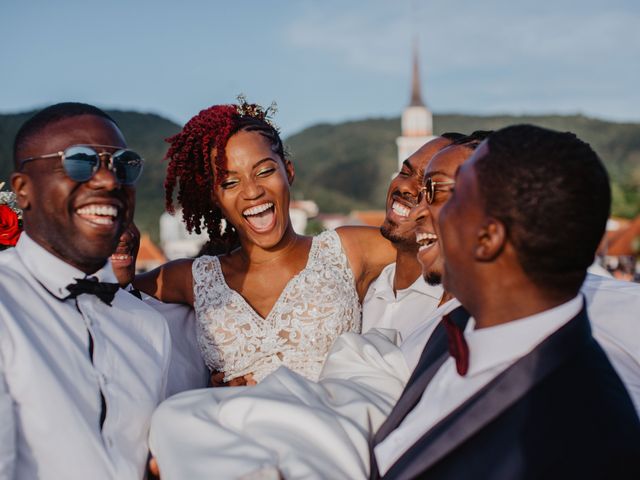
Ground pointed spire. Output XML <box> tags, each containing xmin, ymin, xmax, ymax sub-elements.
<box><xmin>409</xmin><ymin>38</ymin><xmax>425</xmax><ymax>107</ymax></box>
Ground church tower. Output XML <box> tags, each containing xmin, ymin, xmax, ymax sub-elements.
<box><xmin>395</xmin><ymin>41</ymin><xmax>436</xmax><ymax>170</ymax></box>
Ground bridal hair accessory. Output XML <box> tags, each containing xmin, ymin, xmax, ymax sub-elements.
<box><xmin>0</xmin><ymin>181</ymin><xmax>22</xmax><ymax>249</ymax></box>
<box><xmin>235</xmin><ymin>94</ymin><xmax>280</xmax><ymax>132</ymax></box>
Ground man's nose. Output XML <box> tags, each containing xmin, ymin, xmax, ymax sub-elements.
<box><xmin>87</xmin><ymin>155</ymin><xmax>120</xmax><ymax>190</ymax></box>
<box><xmin>410</xmin><ymin>191</ymin><xmax>430</xmax><ymax>222</ymax></box>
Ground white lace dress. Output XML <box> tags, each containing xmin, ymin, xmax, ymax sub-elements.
<box><xmin>192</xmin><ymin>230</ymin><xmax>361</xmax><ymax>383</ymax></box>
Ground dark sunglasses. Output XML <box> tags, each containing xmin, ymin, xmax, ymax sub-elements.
<box><xmin>417</xmin><ymin>176</ymin><xmax>456</xmax><ymax>205</ymax></box>
<box><xmin>19</xmin><ymin>144</ymin><xmax>144</xmax><ymax>185</ymax></box>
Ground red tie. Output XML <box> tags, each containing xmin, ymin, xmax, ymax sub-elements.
<box><xmin>443</xmin><ymin>313</ymin><xmax>469</xmax><ymax>376</ymax></box>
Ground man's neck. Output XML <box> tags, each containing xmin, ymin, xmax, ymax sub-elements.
<box><xmin>470</xmin><ymin>279</ymin><xmax>577</xmax><ymax>329</ymax></box>
<box><xmin>392</xmin><ymin>248</ymin><xmax>422</xmax><ymax>293</ymax></box>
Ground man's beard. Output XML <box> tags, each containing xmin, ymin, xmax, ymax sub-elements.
<box><xmin>424</xmin><ymin>270</ymin><xmax>442</xmax><ymax>286</ymax></box>
<box><xmin>380</xmin><ymin>222</ymin><xmax>414</xmax><ymax>246</ymax></box>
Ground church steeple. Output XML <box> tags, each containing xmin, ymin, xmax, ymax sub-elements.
<box><xmin>409</xmin><ymin>41</ymin><xmax>425</xmax><ymax>107</ymax></box>
<box><xmin>396</xmin><ymin>37</ymin><xmax>435</xmax><ymax>171</ymax></box>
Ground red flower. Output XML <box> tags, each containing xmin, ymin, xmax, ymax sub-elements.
<box><xmin>0</xmin><ymin>205</ymin><xmax>21</xmax><ymax>247</ymax></box>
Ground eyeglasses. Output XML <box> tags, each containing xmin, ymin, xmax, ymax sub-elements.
<box><xmin>417</xmin><ymin>177</ymin><xmax>456</xmax><ymax>205</ymax></box>
<box><xmin>18</xmin><ymin>144</ymin><xmax>144</xmax><ymax>185</ymax></box>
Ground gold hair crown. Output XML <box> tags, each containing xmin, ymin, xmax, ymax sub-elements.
<box><xmin>235</xmin><ymin>94</ymin><xmax>280</xmax><ymax>132</ymax></box>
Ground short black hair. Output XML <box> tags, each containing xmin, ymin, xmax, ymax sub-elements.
<box><xmin>13</xmin><ymin>102</ymin><xmax>117</xmax><ymax>169</ymax></box>
<box><xmin>441</xmin><ymin>131</ymin><xmax>466</xmax><ymax>142</ymax></box>
<box><xmin>451</xmin><ymin>130</ymin><xmax>493</xmax><ymax>149</ymax></box>
<box><xmin>474</xmin><ymin>124</ymin><xmax>610</xmax><ymax>294</ymax></box>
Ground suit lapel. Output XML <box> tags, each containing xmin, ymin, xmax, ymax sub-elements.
<box><xmin>370</xmin><ymin>307</ymin><xmax>470</xmax><ymax>479</ymax></box>
<box><xmin>374</xmin><ymin>307</ymin><xmax>470</xmax><ymax>445</ymax></box>
<box><xmin>385</xmin><ymin>307</ymin><xmax>593</xmax><ymax>480</ymax></box>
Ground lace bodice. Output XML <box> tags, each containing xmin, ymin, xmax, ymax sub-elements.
<box><xmin>192</xmin><ymin>230</ymin><xmax>361</xmax><ymax>383</ymax></box>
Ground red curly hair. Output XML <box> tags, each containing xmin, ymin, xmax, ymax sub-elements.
<box><xmin>164</xmin><ymin>103</ymin><xmax>286</xmax><ymax>251</ymax></box>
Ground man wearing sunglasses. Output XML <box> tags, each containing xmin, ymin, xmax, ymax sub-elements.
<box><xmin>361</xmin><ymin>135</ymin><xmax>453</xmax><ymax>344</ymax></box>
<box><xmin>0</xmin><ymin>102</ymin><xmax>171</xmax><ymax>479</ymax></box>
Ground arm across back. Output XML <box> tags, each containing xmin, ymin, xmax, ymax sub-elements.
<box><xmin>133</xmin><ymin>259</ymin><xmax>195</xmax><ymax>306</ymax></box>
<box><xmin>336</xmin><ymin>226</ymin><xmax>397</xmax><ymax>301</ymax></box>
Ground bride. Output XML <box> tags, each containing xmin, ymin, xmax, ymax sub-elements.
<box><xmin>135</xmin><ymin>98</ymin><xmax>395</xmax><ymax>384</ymax></box>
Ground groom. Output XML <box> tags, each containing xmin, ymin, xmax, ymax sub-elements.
<box><xmin>371</xmin><ymin>125</ymin><xmax>640</xmax><ymax>478</ymax></box>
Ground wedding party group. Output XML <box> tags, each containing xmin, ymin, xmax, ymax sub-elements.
<box><xmin>0</xmin><ymin>100</ymin><xmax>639</xmax><ymax>480</ymax></box>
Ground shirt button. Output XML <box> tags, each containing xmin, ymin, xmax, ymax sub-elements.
<box><xmin>106</xmin><ymin>437</ymin><xmax>113</xmax><ymax>448</ymax></box>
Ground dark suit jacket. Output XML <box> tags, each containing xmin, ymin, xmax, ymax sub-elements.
<box><xmin>371</xmin><ymin>306</ymin><xmax>640</xmax><ymax>480</ymax></box>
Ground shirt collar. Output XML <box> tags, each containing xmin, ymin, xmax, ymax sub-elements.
<box><xmin>463</xmin><ymin>295</ymin><xmax>583</xmax><ymax>377</ymax></box>
<box><xmin>16</xmin><ymin>232</ymin><xmax>117</xmax><ymax>300</ymax></box>
<box><xmin>369</xmin><ymin>263</ymin><xmax>443</xmax><ymax>301</ymax></box>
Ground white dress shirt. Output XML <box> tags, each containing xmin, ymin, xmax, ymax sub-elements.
<box><xmin>399</xmin><ymin>298</ymin><xmax>461</xmax><ymax>372</ymax></box>
<box><xmin>141</xmin><ymin>296</ymin><xmax>209</xmax><ymax>397</ymax></box>
<box><xmin>362</xmin><ymin>263</ymin><xmax>443</xmax><ymax>344</ymax></box>
<box><xmin>375</xmin><ymin>295</ymin><xmax>583</xmax><ymax>475</ymax></box>
<box><xmin>0</xmin><ymin>234</ymin><xmax>171</xmax><ymax>480</ymax></box>
<box><xmin>583</xmin><ymin>273</ymin><xmax>640</xmax><ymax>414</ymax></box>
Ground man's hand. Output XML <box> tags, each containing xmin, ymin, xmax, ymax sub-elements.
<box><xmin>210</xmin><ymin>371</ymin><xmax>257</xmax><ymax>387</ymax></box>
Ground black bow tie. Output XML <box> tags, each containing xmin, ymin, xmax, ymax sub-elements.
<box><xmin>66</xmin><ymin>277</ymin><xmax>120</xmax><ymax>306</ymax></box>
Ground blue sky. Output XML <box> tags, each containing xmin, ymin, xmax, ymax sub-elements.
<box><xmin>1</xmin><ymin>0</ymin><xmax>639</xmax><ymax>135</ymax></box>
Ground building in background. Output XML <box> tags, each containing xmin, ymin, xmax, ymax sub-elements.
<box><xmin>159</xmin><ymin>210</ymin><xmax>209</xmax><ymax>260</ymax></box>
<box><xmin>136</xmin><ymin>234</ymin><xmax>167</xmax><ymax>273</ymax></box>
<box><xmin>395</xmin><ymin>41</ymin><xmax>437</xmax><ymax>171</ymax></box>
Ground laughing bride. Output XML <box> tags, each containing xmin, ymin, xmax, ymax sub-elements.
<box><xmin>135</xmin><ymin>98</ymin><xmax>396</xmax><ymax>385</ymax></box>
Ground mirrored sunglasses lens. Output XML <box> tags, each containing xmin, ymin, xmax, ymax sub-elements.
<box><xmin>62</xmin><ymin>146</ymin><xmax>99</xmax><ymax>182</ymax></box>
<box><xmin>112</xmin><ymin>150</ymin><xmax>143</xmax><ymax>185</ymax></box>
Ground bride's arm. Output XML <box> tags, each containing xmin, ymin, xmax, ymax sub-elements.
<box><xmin>335</xmin><ymin>226</ymin><xmax>397</xmax><ymax>302</ymax></box>
<box><xmin>133</xmin><ymin>259</ymin><xmax>195</xmax><ymax>306</ymax></box>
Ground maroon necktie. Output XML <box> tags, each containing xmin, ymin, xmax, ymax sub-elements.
<box><xmin>443</xmin><ymin>313</ymin><xmax>469</xmax><ymax>376</ymax></box>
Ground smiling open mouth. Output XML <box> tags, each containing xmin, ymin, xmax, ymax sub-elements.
<box><xmin>242</xmin><ymin>202</ymin><xmax>275</xmax><ymax>230</ymax></box>
<box><xmin>416</xmin><ymin>232</ymin><xmax>438</xmax><ymax>251</ymax></box>
<box><xmin>76</xmin><ymin>204</ymin><xmax>119</xmax><ymax>226</ymax></box>
<box><xmin>391</xmin><ymin>200</ymin><xmax>410</xmax><ymax>218</ymax></box>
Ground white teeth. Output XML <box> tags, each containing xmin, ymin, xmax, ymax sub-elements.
<box><xmin>243</xmin><ymin>202</ymin><xmax>273</xmax><ymax>216</ymax></box>
<box><xmin>111</xmin><ymin>254</ymin><xmax>130</xmax><ymax>261</ymax></box>
<box><xmin>416</xmin><ymin>232</ymin><xmax>438</xmax><ymax>248</ymax></box>
<box><xmin>76</xmin><ymin>204</ymin><xmax>118</xmax><ymax>217</ymax></box>
<box><xmin>391</xmin><ymin>201</ymin><xmax>410</xmax><ymax>218</ymax></box>
<box><xmin>92</xmin><ymin>216</ymin><xmax>114</xmax><ymax>225</ymax></box>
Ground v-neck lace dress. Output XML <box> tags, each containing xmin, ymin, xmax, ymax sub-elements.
<box><xmin>192</xmin><ymin>230</ymin><xmax>361</xmax><ymax>383</ymax></box>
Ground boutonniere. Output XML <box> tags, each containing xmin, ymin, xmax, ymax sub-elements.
<box><xmin>0</xmin><ymin>181</ymin><xmax>23</xmax><ymax>249</ymax></box>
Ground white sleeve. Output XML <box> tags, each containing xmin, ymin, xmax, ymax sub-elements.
<box><xmin>149</xmin><ymin>330</ymin><xmax>410</xmax><ymax>480</ymax></box>
<box><xmin>0</xmin><ymin>353</ymin><xmax>16</xmax><ymax>479</ymax></box>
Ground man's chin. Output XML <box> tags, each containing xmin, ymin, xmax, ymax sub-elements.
<box><xmin>424</xmin><ymin>271</ymin><xmax>442</xmax><ymax>286</ymax></box>
<box><xmin>380</xmin><ymin>223</ymin><xmax>397</xmax><ymax>242</ymax></box>
<box><xmin>381</xmin><ymin>224</ymin><xmax>415</xmax><ymax>246</ymax></box>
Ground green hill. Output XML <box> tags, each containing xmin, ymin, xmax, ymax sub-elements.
<box><xmin>288</xmin><ymin>114</ymin><xmax>640</xmax><ymax>218</ymax></box>
<box><xmin>1</xmin><ymin>110</ymin><xmax>639</xmax><ymax>241</ymax></box>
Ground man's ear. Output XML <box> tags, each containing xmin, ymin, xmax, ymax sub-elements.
<box><xmin>10</xmin><ymin>172</ymin><xmax>31</xmax><ymax>210</ymax></box>
<box><xmin>475</xmin><ymin>218</ymin><xmax>506</xmax><ymax>261</ymax></box>
<box><xmin>285</xmin><ymin>159</ymin><xmax>295</xmax><ymax>186</ymax></box>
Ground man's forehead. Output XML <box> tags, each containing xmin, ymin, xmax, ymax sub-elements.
<box><xmin>408</xmin><ymin>137</ymin><xmax>451</xmax><ymax>169</ymax></box>
<box><xmin>426</xmin><ymin>144</ymin><xmax>473</xmax><ymax>176</ymax></box>
<box><xmin>22</xmin><ymin>115</ymin><xmax>126</xmax><ymax>158</ymax></box>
